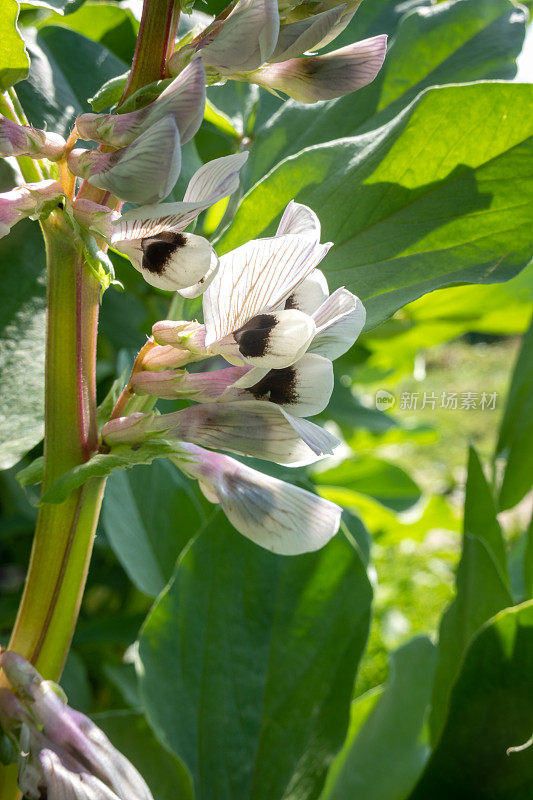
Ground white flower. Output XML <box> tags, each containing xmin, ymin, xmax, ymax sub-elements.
<box><xmin>173</xmin><ymin>442</ymin><xmax>342</xmax><ymax>554</ymax></box>
<box><xmin>110</xmin><ymin>151</ymin><xmax>248</xmax><ymax>295</ymax></box>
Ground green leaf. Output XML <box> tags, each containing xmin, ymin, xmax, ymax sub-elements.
<box><xmin>429</xmin><ymin>447</ymin><xmax>514</xmax><ymax>745</ymax></box>
<box><xmin>525</xmin><ymin>514</ymin><xmax>533</xmax><ymax>602</ymax></box>
<box><xmin>321</xmin><ymin>636</ymin><xmax>436</xmax><ymax>800</ymax></box>
<box><xmin>138</xmin><ymin>513</ymin><xmax>372</xmax><ymax>800</ymax></box>
<box><xmin>314</xmin><ymin>455</ymin><xmax>421</xmax><ymax>513</ymax></box>
<box><xmin>0</xmin><ymin>0</ymin><xmax>30</xmax><ymax>90</ymax></box>
<box><xmin>409</xmin><ymin>602</ymin><xmax>533</xmax><ymax>800</ymax></box>
<box><xmin>0</xmin><ymin>220</ymin><xmax>45</xmax><ymax>470</ymax></box>
<box><xmin>36</xmin><ymin>3</ymin><xmax>137</xmax><ymax>63</ymax></box>
<box><xmin>17</xmin><ymin>26</ymin><xmax>127</xmax><ymax>136</ymax></box>
<box><xmin>40</xmin><ymin>441</ymin><xmax>188</xmax><ymax>504</ymax></box>
<box><xmin>20</xmin><ymin>0</ymin><xmax>87</xmax><ymax>16</ymax></box>
<box><xmin>496</xmin><ymin>314</ymin><xmax>533</xmax><ymax>510</ymax></box>
<box><xmin>102</xmin><ymin>460</ymin><xmax>206</xmax><ymax>597</ymax></box>
<box><xmin>219</xmin><ymin>83</ymin><xmax>533</xmax><ymax>328</ymax></box>
<box><xmin>464</xmin><ymin>447</ymin><xmax>507</xmax><ymax>579</ymax></box>
<box><xmin>429</xmin><ymin>450</ymin><xmax>513</xmax><ymax>744</ymax></box>
<box><xmin>247</xmin><ymin>0</ymin><xmax>526</xmax><ymax>185</ymax></box>
<box><xmin>95</xmin><ymin>711</ymin><xmax>194</xmax><ymax>800</ymax></box>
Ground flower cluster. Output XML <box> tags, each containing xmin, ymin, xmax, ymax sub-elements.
<box><xmin>169</xmin><ymin>0</ymin><xmax>387</xmax><ymax>103</ymax></box>
<box><xmin>0</xmin><ymin>0</ymin><xmax>383</xmax><ymax>556</ymax></box>
<box><xmin>101</xmin><ymin>200</ymin><xmax>365</xmax><ymax>555</ymax></box>
<box><xmin>0</xmin><ymin>651</ymin><xmax>154</xmax><ymax>800</ymax></box>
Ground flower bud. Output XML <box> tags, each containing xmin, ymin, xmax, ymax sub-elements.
<box><xmin>68</xmin><ymin>115</ymin><xmax>181</xmax><ymax>204</ymax></box>
<box><xmin>76</xmin><ymin>58</ymin><xmax>206</xmax><ymax>148</ymax></box>
<box><xmin>254</xmin><ymin>35</ymin><xmax>387</xmax><ymax>102</ymax></box>
<box><xmin>0</xmin><ymin>180</ymin><xmax>63</xmax><ymax>238</ymax></box>
<box><xmin>0</xmin><ymin>118</ymin><xmax>66</xmax><ymax>160</ymax></box>
<box><xmin>0</xmin><ymin>651</ymin><xmax>154</xmax><ymax>800</ymax></box>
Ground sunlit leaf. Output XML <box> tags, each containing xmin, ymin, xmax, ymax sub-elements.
<box><xmin>219</xmin><ymin>83</ymin><xmax>533</xmax><ymax>328</ymax></box>
<box><xmin>102</xmin><ymin>460</ymin><xmax>206</xmax><ymax>597</ymax></box>
<box><xmin>139</xmin><ymin>514</ymin><xmax>372</xmax><ymax>800</ymax></box>
<box><xmin>321</xmin><ymin>636</ymin><xmax>436</xmax><ymax>800</ymax></box>
<box><xmin>0</xmin><ymin>220</ymin><xmax>45</xmax><ymax>470</ymax></box>
<box><xmin>496</xmin><ymin>314</ymin><xmax>533</xmax><ymax>511</ymax></box>
<box><xmin>409</xmin><ymin>603</ymin><xmax>533</xmax><ymax>799</ymax></box>
<box><xmin>0</xmin><ymin>0</ymin><xmax>30</xmax><ymax>90</ymax></box>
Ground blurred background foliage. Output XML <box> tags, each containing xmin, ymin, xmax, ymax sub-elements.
<box><xmin>1</xmin><ymin>0</ymin><xmax>533</xmax><ymax>797</ymax></box>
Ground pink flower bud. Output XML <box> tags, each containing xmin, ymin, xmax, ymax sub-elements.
<box><xmin>0</xmin><ymin>180</ymin><xmax>63</xmax><ymax>238</ymax></box>
<box><xmin>0</xmin><ymin>117</ymin><xmax>66</xmax><ymax>160</ymax></box>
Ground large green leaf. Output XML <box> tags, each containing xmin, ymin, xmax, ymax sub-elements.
<box><xmin>218</xmin><ymin>83</ymin><xmax>533</xmax><ymax>328</ymax></box>
<box><xmin>321</xmin><ymin>636</ymin><xmax>436</xmax><ymax>800</ymax></box>
<box><xmin>21</xmin><ymin>0</ymin><xmax>87</xmax><ymax>16</ymax></box>
<box><xmin>496</xmin><ymin>314</ymin><xmax>533</xmax><ymax>511</ymax></box>
<box><xmin>463</xmin><ymin>447</ymin><xmax>507</xmax><ymax>578</ymax></box>
<box><xmin>409</xmin><ymin>602</ymin><xmax>533</xmax><ymax>800</ymax></box>
<box><xmin>35</xmin><ymin>3</ymin><xmax>138</xmax><ymax>63</ymax></box>
<box><xmin>0</xmin><ymin>219</ymin><xmax>45</xmax><ymax>470</ymax></box>
<box><xmin>17</xmin><ymin>26</ymin><xmax>126</xmax><ymax>136</ymax></box>
<box><xmin>102</xmin><ymin>460</ymin><xmax>206</xmax><ymax>597</ymax></box>
<box><xmin>314</xmin><ymin>455</ymin><xmax>421</xmax><ymax>513</ymax></box>
<box><xmin>247</xmin><ymin>0</ymin><xmax>526</xmax><ymax>185</ymax></box>
<box><xmin>429</xmin><ymin>448</ymin><xmax>513</xmax><ymax>745</ymax></box>
<box><xmin>0</xmin><ymin>0</ymin><xmax>30</xmax><ymax>90</ymax></box>
<box><xmin>138</xmin><ymin>514</ymin><xmax>372</xmax><ymax>800</ymax></box>
<box><xmin>95</xmin><ymin>711</ymin><xmax>194</xmax><ymax>800</ymax></box>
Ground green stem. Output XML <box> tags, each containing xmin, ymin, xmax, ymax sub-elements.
<box><xmin>2</xmin><ymin>211</ymin><xmax>103</xmax><ymax>679</ymax></box>
<box><xmin>119</xmin><ymin>0</ymin><xmax>180</xmax><ymax>103</ymax></box>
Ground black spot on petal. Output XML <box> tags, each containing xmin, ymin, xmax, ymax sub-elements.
<box><xmin>284</xmin><ymin>293</ymin><xmax>298</xmax><ymax>310</ymax></box>
<box><xmin>141</xmin><ymin>231</ymin><xmax>187</xmax><ymax>275</ymax></box>
<box><xmin>248</xmin><ymin>366</ymin><xmax>298</xmax><ymax>406</ymax></box>
<box><xmin>233</xmin><ymin>314</ymin><xmax>276</xmax><ymax>358</ymax></box>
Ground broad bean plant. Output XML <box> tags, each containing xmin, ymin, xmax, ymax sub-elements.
<box><xmin>0</xmin><ymin>0</ymin><xmax>532</xmax><ymax>798</ymax></box>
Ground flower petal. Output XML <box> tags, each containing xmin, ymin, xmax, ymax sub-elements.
<box><xmin>309</xmin><ymin>287</ymin><xmax>366</xmax><ymax>359</ymax></box>
<box><xmin>183</xmin><ymin>150</ymin><xmax>248</xmax><ymax>203</ymax></box>
<box><xmin>270</xmin><ymin>5</ymin><xmax>346</xmax><ymax>62</ymax></box>
<box><xmin>111</xmin><ymin>152</ymin><xmax>248</xmax><ymax>244</ymax></box>
<box><xmin>133</xmin><ymin>230</ymin><xmax>219</xmax><ymax>293</ymax></box>
<box><xmin>200</xmin><ymin>0</ymin><xmax>280</xmax><ymax>72</ymax></box>
<box><xmin>227</xmin><ymin>352</ymin><xmax>334</xmax><ymax>416</ymax></box>
<box><xmin>77</xmin><ymin>58</ymin><xmax>206</xmax><ymax>147</ymax></box>
<box><xmin>275</xmin><ymin>198</ymin><xmax>321</xmax><ymax>239</ymax></box>
<box><xmin>203</xmin><ymin>233</ymin><xmax>331</xmax><ymax>346</ymax></box>
<box><xmin>68</xmin><ymin>115</ymin><xmax>181</xmax><ymax>204</ymax></box>
<box><xmin>255</xmin><ymin>34</ymin><xmax>387</xmax><ymax>103</ymax></box>
<box><xmin>216</xmin><ymin>308</ymin><xmax>316</xmax><ymax>368</ymax></box>
<box><xmin>284</xmin><ymin>268</ymin><xmax>329</xmax><ymax>315</ymax></box>
<box><xmin>157</xmin><ymin>400</ymin><xmax>338</xmax><ymax>464</ymax></box>
<box><xmin>174</xmin><ymin>444</ymin><xmax>342</xmax><ymax>554</ymax></box>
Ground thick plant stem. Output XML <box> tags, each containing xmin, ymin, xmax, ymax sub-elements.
<box><xmin>120</xmin><ymin>0</ymin><xmax>180</xmax><ymax>102</ymax></box>
<box><xmin>1</xmin><ymin>210</ymin><xmax>103</xmax><ymax>682</ymax></box>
